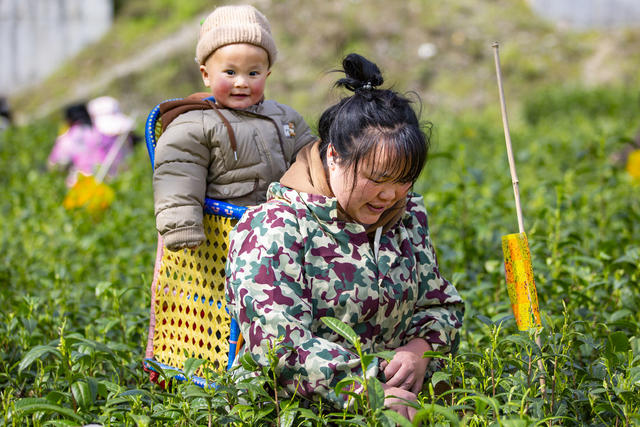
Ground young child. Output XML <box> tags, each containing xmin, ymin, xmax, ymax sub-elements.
<box><xmin>153</xmin><ymin>4</ymin><xmax>316</xmax><ymax>251</ymax></box>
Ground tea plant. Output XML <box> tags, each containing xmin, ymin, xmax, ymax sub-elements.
<box><xmin>1</xmin><ymin>82</ymin><xmax>639</xmax><ymax>425</ymax></box>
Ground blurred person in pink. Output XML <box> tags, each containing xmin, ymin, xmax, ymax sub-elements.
<box><xmin>48</xmin><ymin>103</ymin><xmax>103</xmax><ymax>186</ymax></box>
<box><xmin>48</xmin><ymin>97</ymin><xmax>134</xmax><ymax>186</ymax></box>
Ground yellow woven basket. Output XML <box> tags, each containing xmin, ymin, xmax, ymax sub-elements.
<box><xmin>143</xmin><ymin>99</ymin><xmax>245</xmax><ymax>385</ymax></box>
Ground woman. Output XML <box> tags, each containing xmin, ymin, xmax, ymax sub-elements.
<box><xmin>226</xmin><ymin>53</ymin><xmax>464</xmax><ymax>420</ymax></box>
<box><xmin>48</xmin><ymin>103</ymin><xmax>103</xmax><ymax>187</ymax></box>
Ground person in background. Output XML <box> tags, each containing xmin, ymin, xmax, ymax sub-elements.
<box><xmin>152</xmin><ymin>4</ymin><xmax>316</xmax><ymax>252</ymax></box>
<box><xmin>48</xmin><ymin>97</ymin><xmax>134</xmax><ymax>187</ymax></box>
<box><xmin>226</xmin><ymin>53</ymin><xmax>464</xmax><ymax>421</ymax></box>
<box><xmin>48</xmin><ymin>102</ymin><xmax>102</xmax><ymax>186</ymax></box>
<box><xmin>0</xmin><ymin>97</ymin><xmax>12</xmax><ymax>130</ymax></box>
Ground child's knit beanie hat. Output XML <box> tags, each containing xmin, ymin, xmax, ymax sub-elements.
<box><xmin>196</xmin><ymin>5</ymin><xmax>277</xmax><ymax>66</ymax></box>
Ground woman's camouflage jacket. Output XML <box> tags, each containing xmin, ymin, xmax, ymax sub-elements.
<box><xmin>226</xmin><ymin>182</ymin><xmax>464</xmax><ymax>408</ymax></box>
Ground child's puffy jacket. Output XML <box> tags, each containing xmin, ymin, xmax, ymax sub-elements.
<box><xmin>153</xmin><ymin>94</ymin><xmax>316</xmax><ymax>250</ymax></box>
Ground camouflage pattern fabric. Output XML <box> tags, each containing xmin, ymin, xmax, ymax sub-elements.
<box><xmin>226</xmin><ymin>182</ymin><xmax>464</xmax><ymax>408</ymax></box>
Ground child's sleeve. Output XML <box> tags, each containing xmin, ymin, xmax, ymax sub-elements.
<box><xmin>153</xmin><ymin>112</ymin><xmax>210</xmax><ymax>251</ymax></box>
<box><xmin>289</xmin><ymin>109</ymin><xmax>317</xmax><ymax>160</ymax></box>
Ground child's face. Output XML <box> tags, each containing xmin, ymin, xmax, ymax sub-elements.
<box><xmin>200</xmin><ymin>43</ymin><xmax>271</xmax><ymax>110</ymax></box>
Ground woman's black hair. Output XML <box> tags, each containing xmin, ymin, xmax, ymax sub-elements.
<box><xmin>318</xmin><ymin>53</ymin><xmax>430</xmax><ymax>186</ymax></box>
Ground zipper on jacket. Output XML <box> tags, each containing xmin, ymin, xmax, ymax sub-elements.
<box><xmin>239</xmin><ymin>110</ymin><xmax>289</xmax><ymax>169</ymax></box>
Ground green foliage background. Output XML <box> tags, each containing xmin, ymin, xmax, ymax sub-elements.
<box><xmin>2</xmin><ymin>0</ymin><xmax>640</xmax><ymax>425</ymax></box>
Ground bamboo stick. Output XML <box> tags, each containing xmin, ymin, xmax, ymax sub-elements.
<box><xmin>492</xmin><ymin>41</ymin><xmax>547</xmax><ymax>397</ymax></box>
<box><xmin>492</xmin><ymin>42</ymin><xmax>525</xmax><ymax>234</ymax></box>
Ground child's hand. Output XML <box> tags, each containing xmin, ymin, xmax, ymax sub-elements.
<box><xmin>184</xmin><ymin>237</ymin><xmax>204</xmax><ymax>251</ymax></box>
<box><xmin>165</xmin><ymin>239</ymin><xmax>203</xmax><ymax>252</ymax></box>
<box><xmin>380</xmin><ymin>338</ymin><xmax>432</xmax><ymax>394</ymax></box>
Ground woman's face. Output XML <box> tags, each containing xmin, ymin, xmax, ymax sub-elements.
<box><xmin>327</xmin><ymin>145</ymin><xmax>412</xmax><ymax>226</ymax></box>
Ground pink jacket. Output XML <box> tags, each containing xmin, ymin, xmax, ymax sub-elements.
<box><xmin>48</xmin><ymin>124</ymin><xmax>129</xmax><ymax>186</ymax></box>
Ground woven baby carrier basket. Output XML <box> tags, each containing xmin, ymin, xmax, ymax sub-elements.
<box><xmin>143</xmin><ymin>97</ymin><xmax>246</xmax><ymax>387</ymax></box>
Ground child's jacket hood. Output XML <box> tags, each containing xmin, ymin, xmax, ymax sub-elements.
<box><xmin>159</xmin><ymin>92</ymin><xmax>214</xmax><ymax>133</ymax></box>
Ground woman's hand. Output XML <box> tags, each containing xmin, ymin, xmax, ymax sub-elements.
<box><xmin>380</xmin><ymin>338</ymin><xmax>432</xmax><ymax>394</ymax></box>
<box><xmin>381</xmin><ymin>383</ymin><xmax>419</xmax><ymax>421</ymax></box>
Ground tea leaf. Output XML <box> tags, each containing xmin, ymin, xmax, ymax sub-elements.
<box><xmin>476</xmin><ymin>314</ymin><xmax>494</xmax><ymax>327</ymax></box>
<box><xmin>382</xmin><ymin>410</ymin><xmax>413</xmax><ymax>427</ymax></box>
<box><xmin>609</xmin><ymin>331</ymin><xmax>631</xmax><ymax>353</ymax></box>
<box><xmin>367</xmin><ymin>377</ymin><xmax>385</xmax><ymax>411</ymax></box>
<box><xmin>431</xmin><ymin>371</ymin><xmax>451</xmax><ymax>387</ymax></box>
<box><xmin>183</xmin><ymin>358</ymin><xmax>206</xmax><ymax>378</ymax></box>
<box><xmin>280</xmin><ymin>409</ymin><xmax>297</xmax><ymax>427</ymax></box>
<box><xmin>421</xmin><ymin>351</ymin><xmax>447</xmax><ymax>359</ymax></box>
<box><xmin>371</xmin><ymin>350</ymin><xmax>395</xmax><ymax>361</ymax></box>
<box><xmin>413</xmin><ymin>403</ymin><xmax>460</xmax><ymax>426</ymax></box>
<box><xmin>128</xmin><ymin>414</ymin><xmax>151</xmax><ymax>427</ymax></box>
<box><xmin>321</xmin><ymin>317</ymin><xmax>358</xmax><ymax>346</ymax></box>
<box><xmin>71</xmin><ymin>380</ymin><xmax>93</xmax><ymax>410</ymax></box>
<box><xmin>12</xmin><ymin>399</ymin><xmax>85</xmax><ymax>423</ymax></box>
<box><xmin>18</xmin><ymin>345</ymin><xmax>62</xmax><ymax>372</ymax></box>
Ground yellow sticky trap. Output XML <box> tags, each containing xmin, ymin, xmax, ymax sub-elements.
<box><xmin>502</xmin><ymin>232</ymin><xmax>542</xmax><ymax>330</ymax></box>
<box><xmin>63</xmin><ymin>174</ymin><xmax>115</xmax><ymax>215</ymax></box>
<box><xmin>626</xmin><ymin>149</ymin><xmax>640</xmax><ymax>179</ymax></box>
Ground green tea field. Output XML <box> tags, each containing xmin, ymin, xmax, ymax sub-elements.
<box><xmin>2</xmin><ymin>1</ymin><xmax>640</xmax><ymax>425</ymax></box>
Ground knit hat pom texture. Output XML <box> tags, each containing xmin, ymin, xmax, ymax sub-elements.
<box><xmin>196</xmin><ymin>5</ymin><xmax>277</xmax><ymax>66</ymax></box>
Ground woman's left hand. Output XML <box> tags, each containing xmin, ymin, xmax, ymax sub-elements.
<box><xmin>380</xmin><ymin>338</ymin><xmax>432</xmax><ymax>394</ymax></box>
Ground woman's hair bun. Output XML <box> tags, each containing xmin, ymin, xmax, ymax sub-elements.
<box><xmin>335</xmin><ymin>53</ymin><xmax>384</xmax><ymax>92</ymax></box>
